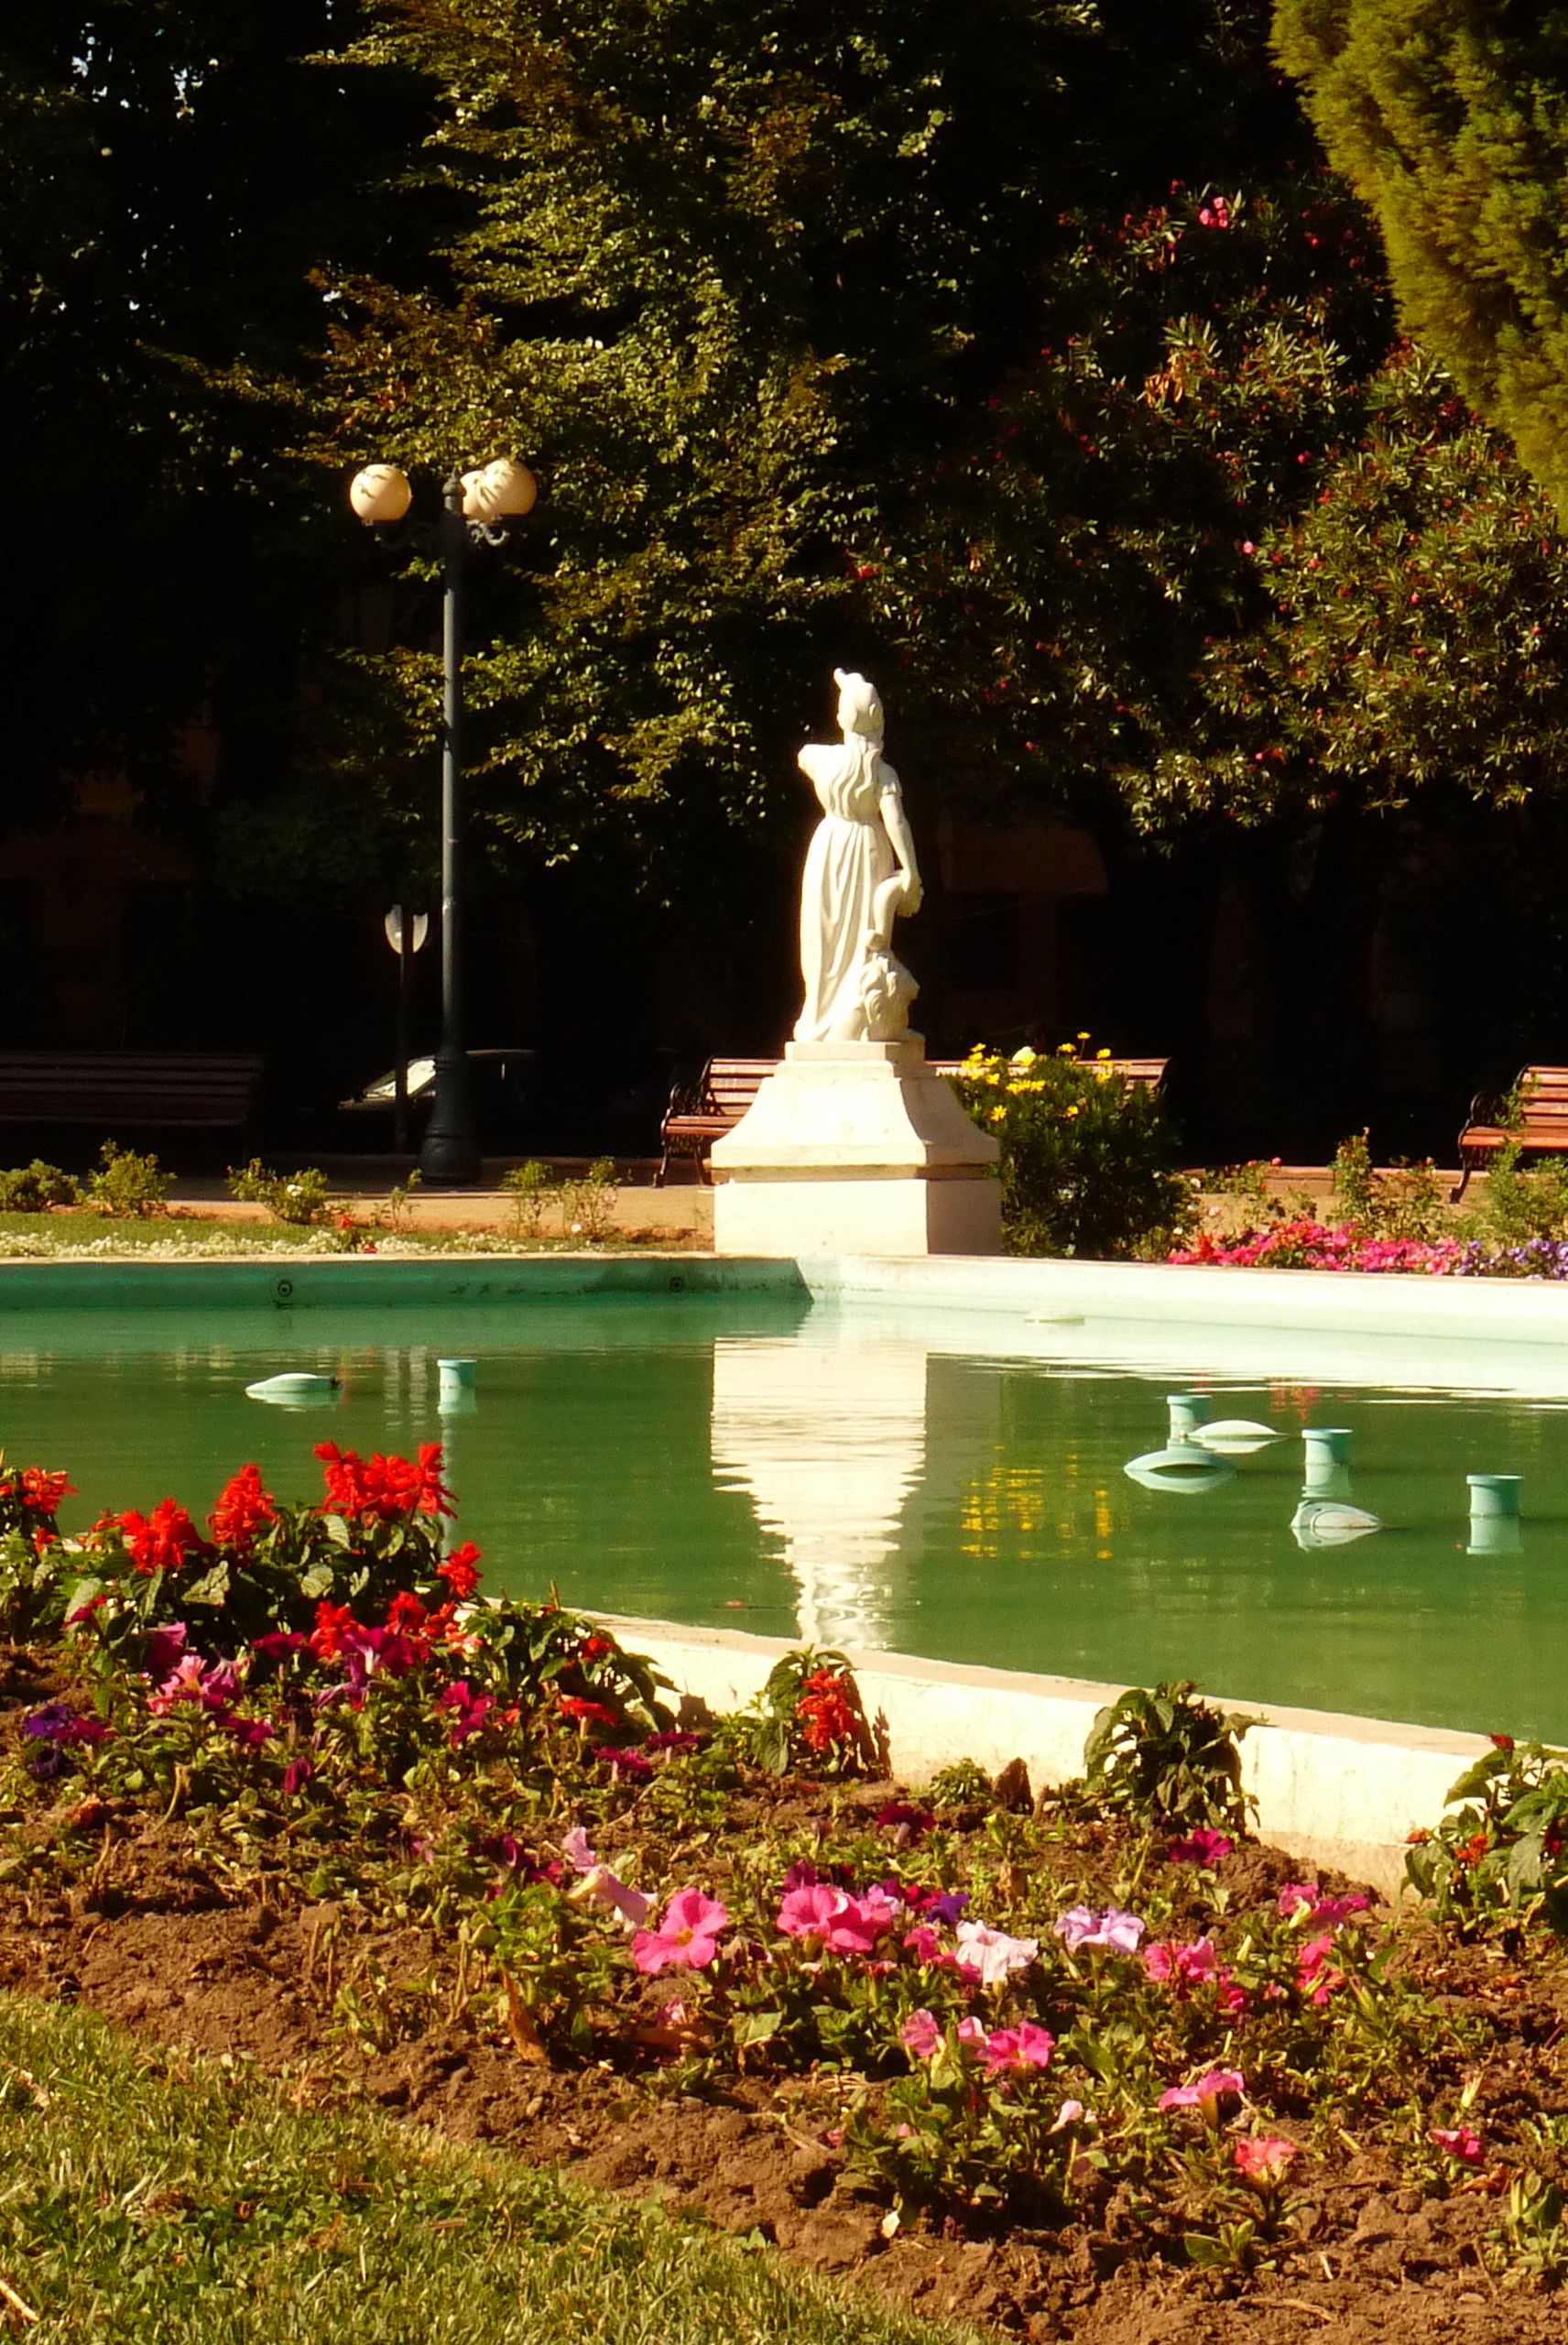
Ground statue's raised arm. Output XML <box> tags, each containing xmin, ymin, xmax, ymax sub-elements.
<box><xmin>793</xmin><ymin>669</ymin><xmax>921</xmax><ymax>1044</ymax></box>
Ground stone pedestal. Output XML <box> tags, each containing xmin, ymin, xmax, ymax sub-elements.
<box><xmin>711</xmin><ymin>1039</ymin><xmax>1001</xmax><ymax>1258</ymax></box>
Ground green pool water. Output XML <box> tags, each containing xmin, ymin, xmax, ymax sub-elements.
<box><xmin>3</xmin><ymin>1292</ymin><xmax>1567</xmax><ymax>1742</ymax></box>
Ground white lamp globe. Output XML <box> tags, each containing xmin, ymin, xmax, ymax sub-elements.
<box><xmin>480</xmin><ymin>458</ymin><xmax>538</xmax><ymax>518</ymax></box>
<box><xmin>460</xmin><ymin>467</ymin><xmax>498</xmax><ymax>520</ymax></box>
<box><xmin>348</xmin><ymin>464</ymin><xmax>412</xmax><ymax>524</ymax></box>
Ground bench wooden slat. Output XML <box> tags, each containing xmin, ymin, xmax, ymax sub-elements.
<box><xmin>0</xmin><ymin>1053</ymin><xmax>265</xmax><ymax>1129</ymax></box>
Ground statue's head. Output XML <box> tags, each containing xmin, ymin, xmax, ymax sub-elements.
<box><xmin>833</xmin><ymin>667</ymin><xmax>884</xmax><ymax>740</ymax></box>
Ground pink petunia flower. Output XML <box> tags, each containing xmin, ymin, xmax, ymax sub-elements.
<box><xmin>1297</xmin><ymin>1932</ymin><xmax>1343</xmax><ymax>2005</ymax></box>
<box><xmin>561</xmin><ymin>1825</ymin><xmax>597</xmax><ymax>1874</ymax></box>
<box><xmin>1051</xmin><ymin>2099</ymin><xmax>1087</xmax><ymax>2132</ymax></box>
<box><xmin>955</xmin><ymin>1919</ymin><xmax>1039</xmax><ymax>1985</ymax></box>
<box><xmin>1053</xmin><ymin>1905</ymin><xmax>1145</xmax><ymax>1955</ymax></box>
<box><xmin>1235</xmin><ymin>2135</ymin><xmax>1298</xmax><ymax>2186</ymax></box>
<box><xmin>1168</xmin><ymin>1829</ymin><xmax>1234</xmax><ymax>1867</ymax></box>
<box><xmin>572</xmin><ymin>1863</ymin><xmax>652</xmax><ymax>1930</ymax></box>
<box><xmin>631</xmin><ymin>1887</ymin><xmax>730</xmax><ymax>1975</ymax></box>
<box><xmin>900</xmin><ymin>2008</ymin><xmax>942</xmax><ymax>2060</ymax></box>
<box><xmin>1431</xmin><ymin>2124</ymin><xmax>1484</xmax><ymax>2167</ymax></box>
<box><xmin>1144</xmin><ymin>1936</ymin><xmax>1220</xmax><ymax>1987</ymax></box>
<box><xmin>978</xmin><ymin>2023</ymin><xmax>1055</xmax><ymax>2077</ymax></box>
<box><xmin>955</xmin><ymin>2015</ymin><xmax>989</xmax><ymax>2049</ymax></box>
<box><xmin>1158</xmin><ymin>2067</ymin><xmax>1245</xmax><ymax>2115</ymax></box>
<box><xmin>901</xmin><ymin>1924</ymin><xmax>944</xmax><ymax>1965</ymax></box>
<box><xmin>777</xmin><ymin>1883</ymin><xmax>898</xmax><ymax>1956</ymax></box>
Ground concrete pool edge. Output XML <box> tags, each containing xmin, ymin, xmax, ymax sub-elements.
<box><xmin>4</xmin><ymin>1248</ymin><xmax>1568</xmax><ymax>1346</ymax></box>
<box><xmin>596</xmin><ymin>1613</ymin><xmax>1487</xmax><ymax>1896</ymax></box>
<box><xmin>0</xmin><ymin>1253</ymin><xmax>807</xmax><ymax>1308</ymax></box>
<box><xmin>801</xmin><ymin>1253</ymin><xmax>1568</xmax><ymax>1345</ymax></box>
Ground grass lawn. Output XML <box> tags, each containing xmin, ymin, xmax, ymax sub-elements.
<box><xmin>0</xmin><ymin>1994</ymin><xmax>975</xmax><ymax>2345</ymax></box>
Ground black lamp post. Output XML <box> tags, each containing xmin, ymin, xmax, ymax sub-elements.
<box><xmin>348</xmin><ymin>456</ymin><xmax>537</xmax><ymax>1185</ymax></box>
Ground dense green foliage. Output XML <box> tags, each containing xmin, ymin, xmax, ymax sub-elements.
<box><xmin>0</xmin><ymin>6</ymin><xmax>427</xmax><ymax>815</ymax></box>
<box><xmin>1274</xmin><ymin>2</ymin><xmax>1568</xmax><ymax>521</ymax></box>
<box><xmin>951</xmin><ymin>1049</ymin><xmax>1192</xmax><ymax>1257</ymax></box>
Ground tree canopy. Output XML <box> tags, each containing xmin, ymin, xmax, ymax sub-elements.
<box><xmin>1273</xmin><ymin>0</ymin><xmax>1568</xmax><ymax>520</ymax></box>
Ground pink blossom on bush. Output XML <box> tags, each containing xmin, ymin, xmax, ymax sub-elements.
<box><xmin>631</xmin><ymin>1887</ymin><xmax>730</xmax><ymax>1974</ymax></box>
<box><xmin>901</xmin><ymin>1923</ymin><xmax>944</xmax><ymax>1965</ymax></box>
<box><xmin>955</xmin><ymin>2015</ymin><xmax>989</xmax><ymax>2049</ymax></box>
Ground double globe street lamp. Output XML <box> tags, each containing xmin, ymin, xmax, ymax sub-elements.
<box><xmin>348</xmin><ymin>456</ymin><xmax>538</xmax><ymax>1184</ymax></box>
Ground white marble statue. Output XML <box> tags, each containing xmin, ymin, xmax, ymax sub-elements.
<box><xmin>794</xmin><ymin>669</ymin><xmax>922</xmax><ymax>1044</ymax></box>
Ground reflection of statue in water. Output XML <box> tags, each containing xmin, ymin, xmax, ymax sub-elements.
<box><xmin>795</xmin><ymin>669</ymin><xmax>922</xmax><ymax>1044</ymax></box>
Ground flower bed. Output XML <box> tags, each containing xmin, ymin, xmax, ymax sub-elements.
<box><xmin>2</xmin><ymin>1454</ymin><xmax>1568</xmax><ymax>2338</ymax></box>
<box><xmin>1171</xmin><ymin>1218</ymin><xmax>1568</xmax><ymax>1278</ymax></box>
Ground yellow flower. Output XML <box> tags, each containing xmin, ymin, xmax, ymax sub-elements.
<box><xmin>1063</xmin><ymin>1105</ymin><xmax>1080</xmax><ymax>1118</ymax></box>
<box><xmin>1096</xmin><ymin>1048</ymin><xmax>1112</xmax><ymax>1062</ymax></box>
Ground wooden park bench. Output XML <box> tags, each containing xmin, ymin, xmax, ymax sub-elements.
<box><xmin>657</xmin><ymin>1051</ymin><xmax>1168</xmax><ymax>1184</ymax></box>
<box><xmin>0</xmin><ymin>1051</ymin><xmax>265</xmax><ymax>1134</ymax></box>
<box><xmin>1454</xmin><ymin>1065</ymin><xmax>1568</xmax><ymax>1199</ymax></box>
<box><xmin>658</xmin><ymin>1057</ymin><xmax>775</xmax><ymax>1184</ymax></box>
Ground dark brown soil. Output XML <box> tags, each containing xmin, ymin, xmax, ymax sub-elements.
<box><xmin>3</xmin><ymin>1779</ymin><xmax>1567</xmax><ymax>2345</ymax></box>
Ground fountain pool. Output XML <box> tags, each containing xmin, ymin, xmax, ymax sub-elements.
<box><xmin>3</xmin><ymin>1283</ymin><xmax>1568</xmax><ymax>1743</ymax></box>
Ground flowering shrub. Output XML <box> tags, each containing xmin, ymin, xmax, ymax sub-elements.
<box><xmin>747</xmin><ymin>1647</ymin><xmax>877</xmax><ymax>1775</ymax></box>
<box><xmin>1405</xmin><ymin>1736</ymin><xmax>1568</xmax><ymax>1936</ymax></box>
<box><xmin>0</xmin><ymin>1443</ymin><xmax>671</xmax><ymax>1820</ymax></box>
<box><xmin>950</xmin><ymin>1044</ymin><xmax>1192</xmax><ymax>1259</ymax></box>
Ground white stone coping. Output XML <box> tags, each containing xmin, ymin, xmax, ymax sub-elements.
<box><xmin>800</xmin><ymin>1252</ymin><xmax>1568</xmax><ymax>1347</ymax></box>
<box><xmin>597</xmin><ymin>1613</ymin><xmax>1489</xmax><ymax>1896</ymax></box>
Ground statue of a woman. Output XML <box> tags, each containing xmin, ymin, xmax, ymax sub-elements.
<box><xmin>794</xmin><ymin>669</ymin><xmax>923</xmax><ymax>1044</ymax></box>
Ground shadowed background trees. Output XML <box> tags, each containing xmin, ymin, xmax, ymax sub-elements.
<box><xmin>6</xmin><ymin>1</ymin><xmax>1568</xmax><ymax>1153</ymax></box>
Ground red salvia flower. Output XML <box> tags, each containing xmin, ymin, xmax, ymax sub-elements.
<box><xmin>436</xmin><ymin>1541</ymin><xmax>482</xmax><ymax>1599</ymax></box>
<box><xmin>558</xmin><ymin>1696</ymin><xmax>621</xmax><ymax>1730</ymax></box>
<box><xmin>309</xmin><ymin>1598</ymin><xmax>359</xmax><ymax>1663</ymax></box>
<box><xmin>208</xmin><ymin>1463</ymin><xmax>277</xmax><ymax>1549</ymax></box>
<box><xmin>314</xmin><ymin>1441</ymin><xmax>453</xmax><ymax>1522</ymax></box>
<box><xmin>117</xmin><ymin>1499</ymin><xmax>203</xmax><ymax>1576</ymax></box>
<box><xmin>795</xmin><ymin>1668</ymin><xmax>859</xmax><ymax>1755</ymax></box>
<box><xmin>20</xmin><ymin>1467</ymin><xmax>74</xmax><ymax>1516</ymax></box>
<box><xmin>385</xmin><ymin>1590</ymin><xmax>429</xmax><ymax>1637</ymax></box>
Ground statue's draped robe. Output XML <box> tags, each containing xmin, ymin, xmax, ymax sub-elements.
<box><xmin>794</xmin><ymin>741</ymin><xmax>902</xmax><ymax>1043</ymax></box>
